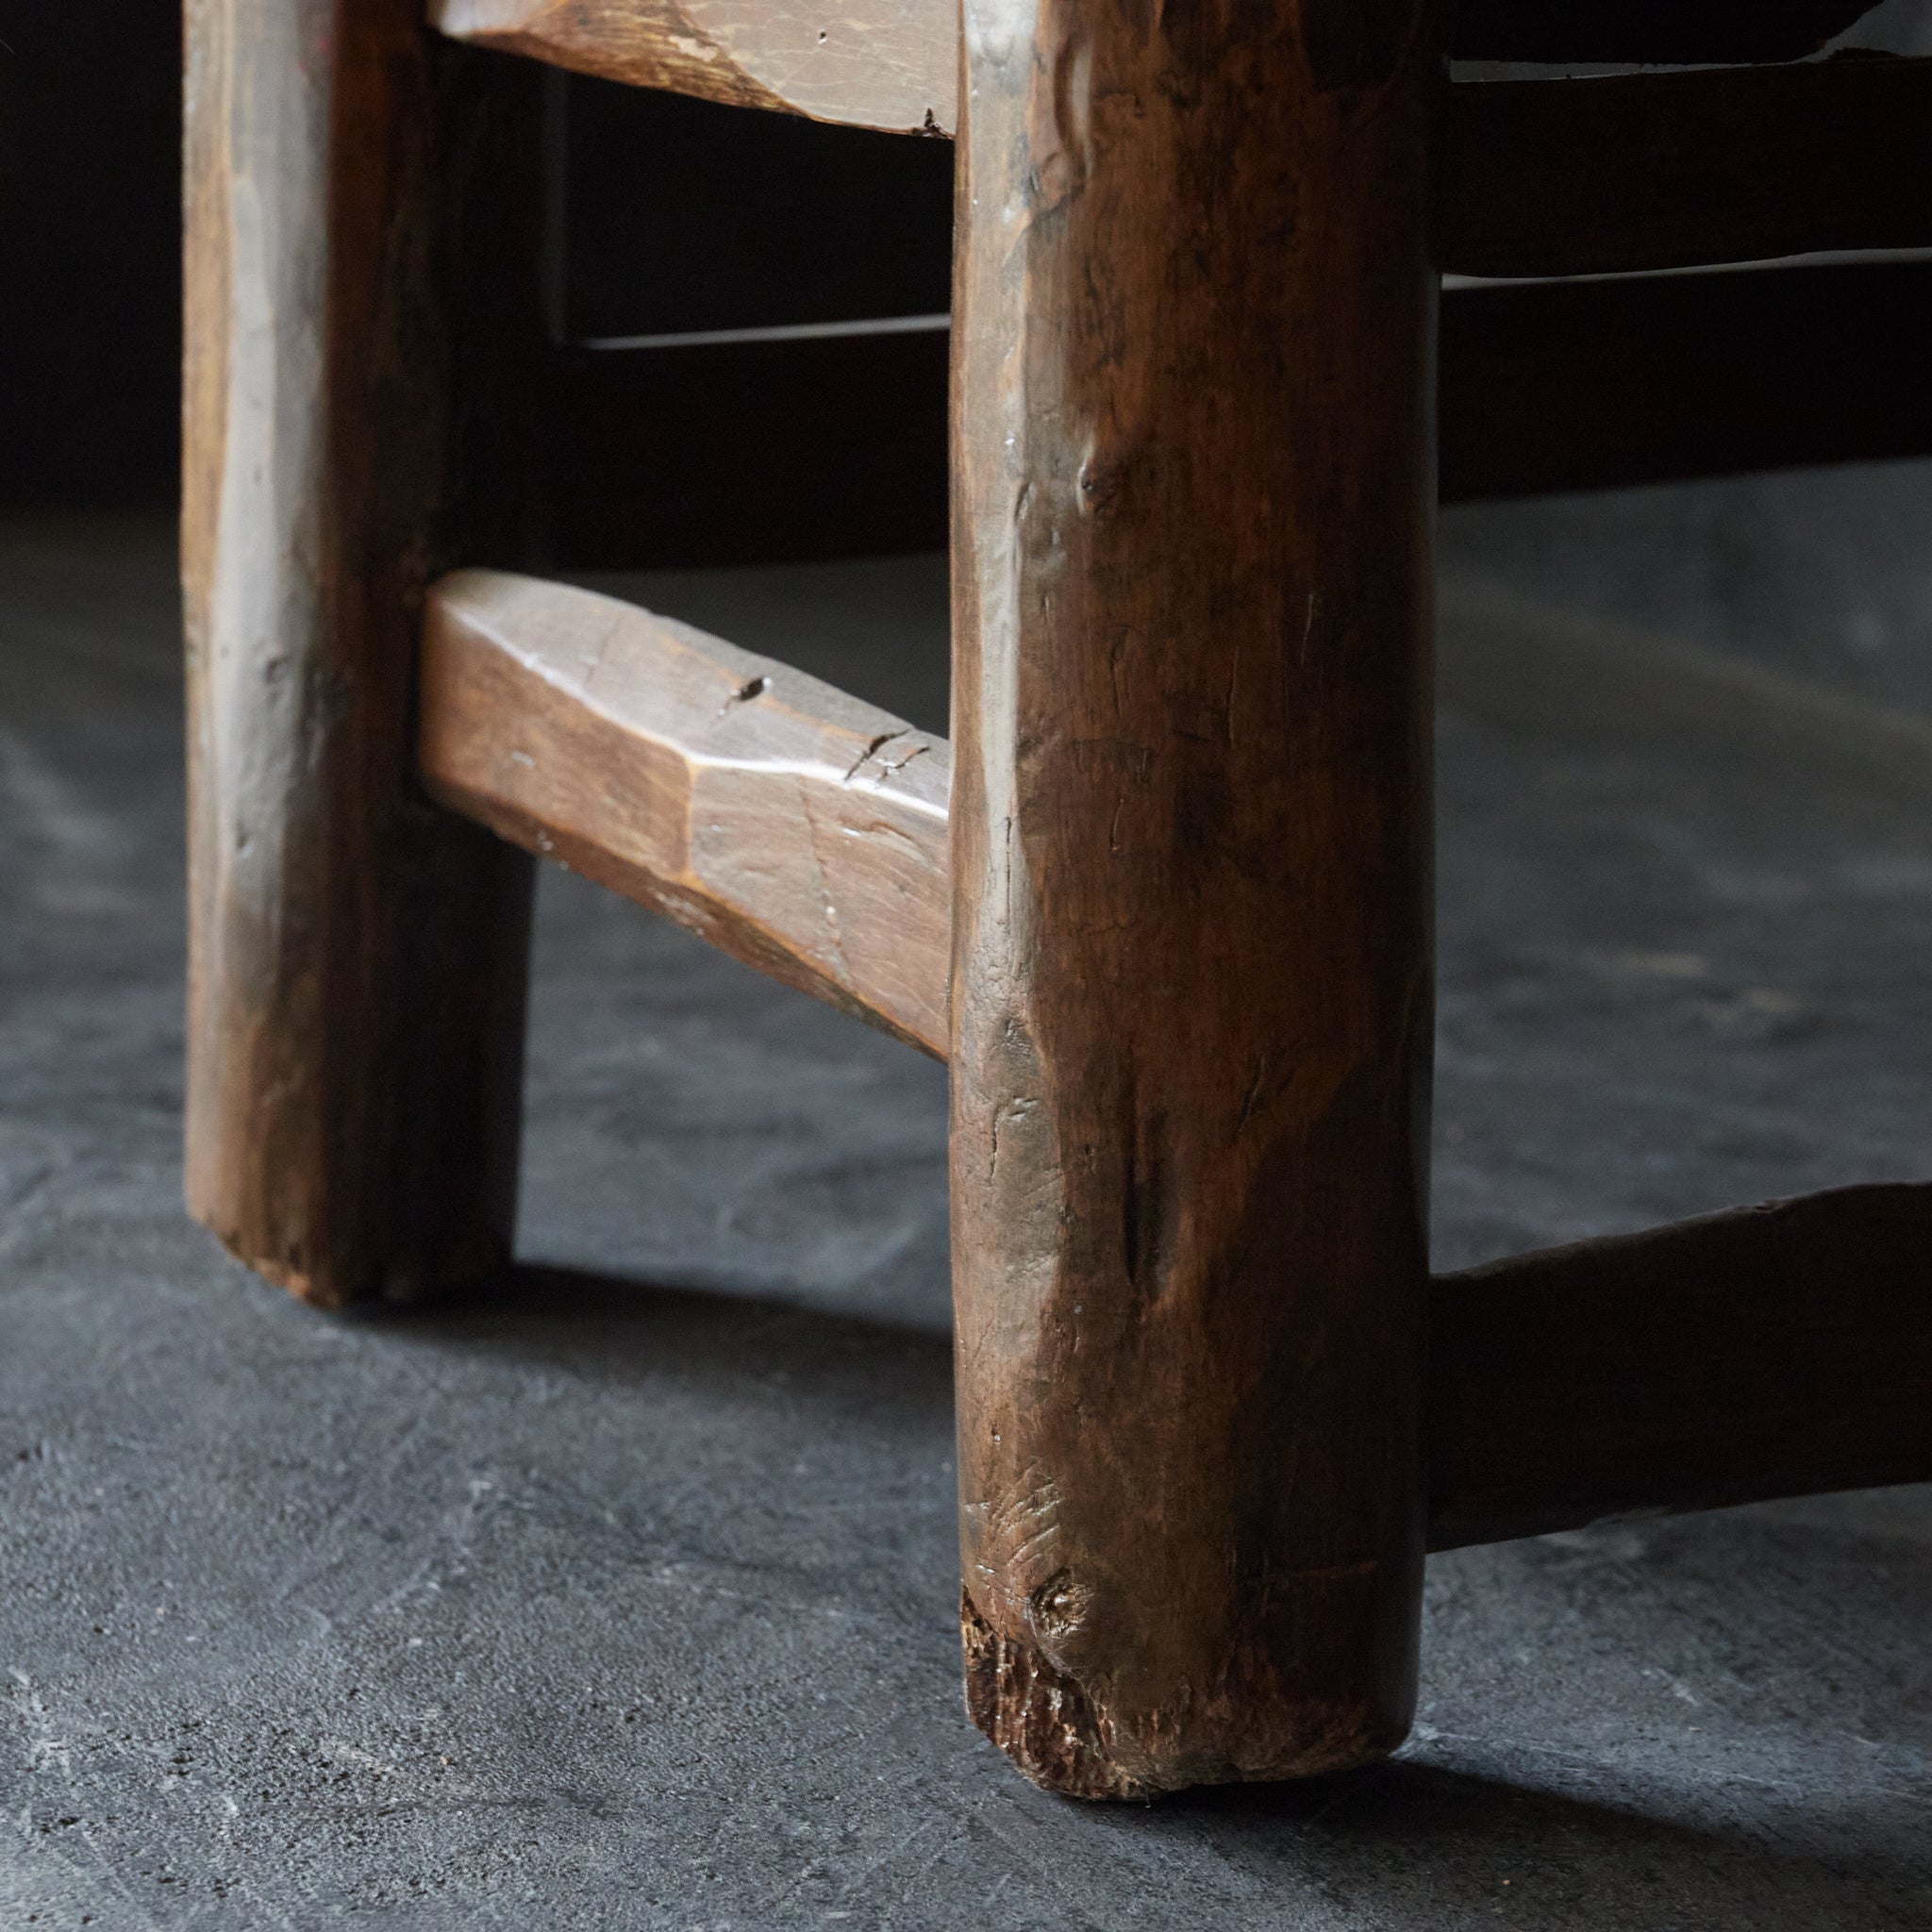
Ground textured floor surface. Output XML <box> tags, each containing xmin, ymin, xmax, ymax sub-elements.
<box><xmin>2</xmin><ymin>513</ymin><xmax>1928</xmax><ymax>1928</ymax></box>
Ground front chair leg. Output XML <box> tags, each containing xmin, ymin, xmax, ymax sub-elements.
<box><xmin>182</xmin><ymin>1</ymin><xmax>544</xmax><ymax>1307</ymax></box>
<box><xmin>948</xmin><ymin>0</ymin><xmax>1442</xmax><ymax>1796</ymax></box>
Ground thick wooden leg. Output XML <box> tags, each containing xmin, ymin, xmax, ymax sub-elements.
<box><xmin>183</xmin><ymin>3</ymin><xmax>542</xmax><ymax>1307</ymax></box>
<box><xmin>949</xmin><ymin>0</ymin><xmax>1441</xmax><ymax>1796</ymax></box>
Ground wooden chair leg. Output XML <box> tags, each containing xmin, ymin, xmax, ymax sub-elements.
<box><xmin>182</xmin><ymin>1</ymin><xmax>544</xmax><ymax>1307</ymax></box>
<box><xmin>948</xmin><ymin>0</ymin><xmax>1441</xmax><ymax>1796</ymax></box>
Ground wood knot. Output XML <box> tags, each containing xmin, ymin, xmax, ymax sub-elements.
<box><xmin>960</xmin><ymin>1589</ymin><xmax>1152</xmax><ymax>1802</ymax></box>
<box><xmin>1025</xmin><ymin>1568</ymin><xmax>1093</xmax><ymax>1657</ymax></box>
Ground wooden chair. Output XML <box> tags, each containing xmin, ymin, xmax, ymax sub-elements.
<box><xmin>183</xmin><ymin>0</ymin><xmax>1932</xmax><ymax>1799</ymax></box>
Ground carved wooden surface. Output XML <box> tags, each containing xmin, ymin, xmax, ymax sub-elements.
<box><xmin>429</xmin><ymin>0</ymin><xmax>955</xmax><ymax>133</ymax></box>
<box><xmin>421</xmin><ymin>570</ymin><xmax>951</xmax><ymax>1055</ymax></box>
<box><xmin>1439</xmin><ymin>58</ymin><xmax>1932</xmax><ymax>280</ymax></box>
<box><xmin>948</xmin><ymin>0</ymin><xmax>1439</xmax><ymax>1799</ymax></box>
<box><xmin>184</xmin><ymin>0</ymin><xmax>542</xmax><ymax>1307</ymax></box>
<box><xmin>433</xmin><ymin>0</ymin><xmax>1890</xmax><ymax>137</ymax></box>
<box><xmin>1428</xmin><ymin>1185</ymin><xmax>1932</xmax><ymax>1551</ymax></box>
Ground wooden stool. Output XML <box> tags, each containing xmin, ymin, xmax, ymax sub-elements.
<box><xmin>183</xmin><ymin>0</ymin><xmax>1932</xmax><ymax>1798</ymax></box>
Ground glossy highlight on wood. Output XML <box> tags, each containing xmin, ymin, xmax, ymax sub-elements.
<box><xmin>432</xmin><ymin>0</ymin><xmax>1893</xmax><ymax>141</ymax></box>
<box><xmin>183</xmin><ymin>0</ymin><xmax>543</xmax><ymax>1308</ymax></box>
<box><xmin>430</xmin><ymin>0</ymin><xmax>956</xmax><ymax>134</ymax></box>
<box><xmin>420</xmin><ymin>570</ymin><xmax>951</xmax><ymax>1055</ymax></box>
<box><xmin>946</xmin><ymin>0</ymin><xmax>1440</xmax><ymax>1798</ymax></box>
<box><xmin>411</xmin><ymin>580</ymin><xmax>1932</xmax><ymax>1557</ymax></box>
<box><xmin>191</xmin><ymin>0</ymin><xmax>1932</xmax><ymax>1811</ymax></box>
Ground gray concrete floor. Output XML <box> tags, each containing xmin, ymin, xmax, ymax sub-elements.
<box><xmin>1440</xmin><ymin>458</ymin><xmax>1932</xmax><ymax>724</ymax></box>
<box><xmin>2</xmin><ymin>512</ymin><xmax>1929</xmax><ymax>1928</ymax></box>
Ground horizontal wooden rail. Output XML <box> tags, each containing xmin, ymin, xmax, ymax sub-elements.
<box><xmin>431</xmin><ymin>1</ymin><xmax>1895</xmax><ymax>152</ymax></box>
<box><xmin>540</xmin><ymin>261</ymin><xmax>1932</xmax><ymax>569</ymax></box>
<box><xmin>419</xmin><ymin>570</ymin><xmax>951</xmax><ymax>1054</ymax></box>
<box><xmin>1426</xmin><ymin>1185</ymin><xmax>1932</xmax><ymax>1550</ymax></box>
<box><xmin>1439</xmin><ymin>259</ymin><xmax>1932</xmax><ymax>500</ymax></box>
<box><xmin>438</xmin><ymin>9</ymin><xmax>1929</xmax><ymax>285</ymax></box>
<box><xmin>429</xmin><ymin>0</ymin><xmax>956</xmax><ymax>135</ymax></box>
<box><xmin>1438</xmin><ymin>58</ymin><xmax>1932</xmax><ymax>279</ymax></box>
<box><xmin>419</xmin><ymin>574</ymin><xmax>1932</xmax><ymax>1547</ymax></box>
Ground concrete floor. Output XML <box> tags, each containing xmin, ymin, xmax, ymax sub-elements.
<box><xmin>1440</xmin><ymin>459</ymin><xmax>1932</xmax><ymax>724</ymax></box>
<box><xmin>2</xmin><ymin>513</ymin><xmax>1928</xmax><ymax>1927</ymax></box>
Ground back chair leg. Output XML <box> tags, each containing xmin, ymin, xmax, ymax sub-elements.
<box><xmin>948</xmin><ymin>0</ymin><xmax>1443</xmax><ymax>1796</ymax></box>
<box><xmin>182</xmin><ymin>1</ymin><xmax>544</xmax><ymax>1307</ymax></box>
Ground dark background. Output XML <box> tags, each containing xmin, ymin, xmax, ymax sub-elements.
<box><xmin>0</xmin><ymin>6</ymin><xmax>183</xmax><ymax>507</ymax></box>
<box><xmin>0</xmin><ymin>8</ymin><xmax>952</xmax><ymax>509</ymax></box>
<box><xmin>564</xmin><ymin>82</ymin><xmax>951</xmax><ymax>341</ymax></box>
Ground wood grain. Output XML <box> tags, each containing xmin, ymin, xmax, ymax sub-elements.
<box><xmin>429</xmin><ymin>0</ymin><xmax>955</xmax><ymax>134</ymax></box>
<box><xmin>1428</xmin><ymin>1185</ymin><xmax>1932</xmax><ymax>1552</ymax></box>
<box><xmin>420</xmin><ymin>570</ymin><xmax>950</xmax><ymax>1054</ymax></box>
<box><xmin>432</xmin><ymin>0</ymin><xmax>1890</xmax><ymax>137</ymax></box>
<box><xmin>184</xmin><ymin>0</ymin><xmax>543</xmax><ymax>1307</ymax></box>
<box><xmin>948</xmin><ymin>0</ymin><xmax>1440</xmax><ymax>1798</ymax></box>
<box><xmin>1439</xmin><ymin>58</ymin><xmax>1932</xmax><ymax>280</ymax></box>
